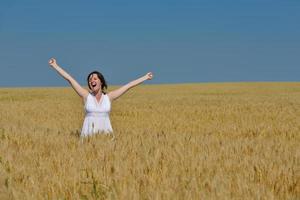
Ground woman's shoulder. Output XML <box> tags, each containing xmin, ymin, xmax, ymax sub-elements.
<box><xmin>84</xmin><ymin>93</ymin><xmax>93</xmax><ymax>103</ymax></box>
<box><xmin>103</xmin><ymin>93</ymin><xmax>111</xmax><ymax>103</ymax></box>
<box><xmin>86</xmin><ymin>93</ymin><xmax>93</xmax><ymax>99</ymax></box>
<box><xmin>103</xmin><ymin>93</ymin><xmax>109</xmax><ymax>99</ymax></box>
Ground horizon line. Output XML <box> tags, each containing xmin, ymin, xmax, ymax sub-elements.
<box><xmin>0</xmin><ymin>80</ymin><xmax>299</xmax><ymax>89</ymax></box>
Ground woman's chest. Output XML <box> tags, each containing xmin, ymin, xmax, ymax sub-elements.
<box><xmin>85</xmin><ymin>96</ymin><xmax>111</xmax><ymax>113</ymax></box>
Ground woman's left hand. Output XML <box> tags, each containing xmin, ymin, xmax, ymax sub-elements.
<box><xmin>145</xmin><ymin>72</ymin><xmax>153</xmax><ymax>80</ymax></box>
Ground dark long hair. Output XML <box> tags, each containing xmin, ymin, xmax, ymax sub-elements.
<box><xmin>87</xmin><ymin>71</ymin><xmax>107</xmax><ymax>93</ymax></box>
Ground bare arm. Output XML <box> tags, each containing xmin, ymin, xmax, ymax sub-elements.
<box><xmin>108</xmin><ymin>72</ymin><xmax>153</xmax><ymax>101</ymax></box>
<box><xmin>48</xmin><ymin>58</ymin><xmax>89</xmax><ymax>99</ymax></box>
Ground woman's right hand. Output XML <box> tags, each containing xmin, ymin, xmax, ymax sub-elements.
<box><xmin>48</xmin><ymin>58</ymin><xmax>58</xmax><ymax>67</ymax></box>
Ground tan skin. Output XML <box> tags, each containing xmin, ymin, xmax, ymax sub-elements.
<box><xmin>88</xmin><ymin>74</ymin><xmax>103</xmax><ymax>102</ymax></box>
<box><xmin>48</xmin><ymin>58</ymin><xmax>153</xmax><ymax>103</ymax></box>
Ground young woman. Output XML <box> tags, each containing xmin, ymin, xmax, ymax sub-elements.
<box><xmin>48</xmin><ymin>58</ymin><xmax>153</xmax><ymax>137</ymax></box>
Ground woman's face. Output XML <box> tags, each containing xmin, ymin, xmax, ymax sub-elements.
<box><xmin>89</xmin><ymin>74</ymin><xmax>102</xmax><ymax>92</ymax></box>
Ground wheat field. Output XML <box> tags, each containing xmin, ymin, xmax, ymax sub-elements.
<box><xmin>0</xmin><ymin>82</ymin><xmax>299</xmax><ymax>199</ymax></box>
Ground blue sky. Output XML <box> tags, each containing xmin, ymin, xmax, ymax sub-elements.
<box><xmin>0</xmin><ymin>0</ymin><xmax>299</xmax><ymax>87</ymax></box>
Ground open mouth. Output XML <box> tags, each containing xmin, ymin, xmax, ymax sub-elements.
<box><xmin>91</xmin><ymin>82</ymin><xmax>97</xmax><ymax>88</ymax></box>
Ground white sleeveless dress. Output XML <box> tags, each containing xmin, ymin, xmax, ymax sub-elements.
<box><xmin>81</xmin><ymin>93</ymin><xmax>113</xmax><ymax>137</ymax></box>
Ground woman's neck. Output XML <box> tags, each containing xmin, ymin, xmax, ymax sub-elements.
<box><xmin>92</xmin><ymin>89</ymin><xmax>102</xmax><ymax>96</ymax></box>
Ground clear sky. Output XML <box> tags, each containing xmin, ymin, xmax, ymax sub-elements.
<box><xmin>0</xmin><ymin>0</ymin><xmax>299</xmax><ymax>87</ymax></box>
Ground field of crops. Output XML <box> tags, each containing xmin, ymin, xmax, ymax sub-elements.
<box><xmin>0</xmin><ymin>82</ymin><xmax>299</xmax><ymax>199</ymax></box>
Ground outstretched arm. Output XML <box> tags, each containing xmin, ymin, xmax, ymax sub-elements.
<box><xmin>108</xmin><ymin>72</ymin><xmax>153</xmax><ymax>101</ymax></box>
<box><xmin>48</xmin><ymin>58</ymin><xmax>89</xmax><ymax>99</ymax></box>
